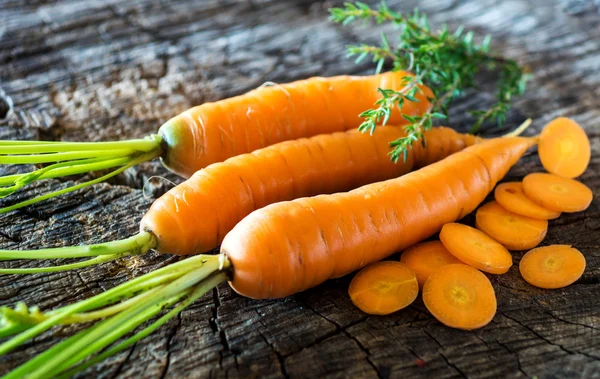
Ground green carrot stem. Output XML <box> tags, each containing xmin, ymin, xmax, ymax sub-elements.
<box><xmin>56</xmin><ymin>275</ymin><xmax>221</xmax><ymax>379</ymax></box>
<box><xmin>0</xmin><ymin>255</ymin><xmax>222</xmax><ymax>354</ymax></box>
<box><xmin>0</xmin><ymin>149</ymin><xmax>138</xmax><ymax>164</ymax></box>
<box><xmin>4</xmin><ymin>264</ymin><xmax>226</xmax><ymax>377</ymax></box>
<box><xmin>0</xmin><ymin>253</ymin><xmax>125</xmax><ymax>274</ymax></box>
<box><xmin>0</xmin><ymin>136</ymin><xmax>161</xmax><ymax>154</ymax></box>
<box><xmin>0</xmin><ymin>232</ymin><xmax>155</xmax><ymax>260</ymax></box>
<box><xmin>0</xmin><ymin>149</ymin><xmax>160</xmax><ymax>214</ymax></box>
<box><xmin>0</xmin><ymin>156</ymin><xmax>130</xmax><ymax>187</ymax></box>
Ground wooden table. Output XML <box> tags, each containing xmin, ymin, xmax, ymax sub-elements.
<box><xmin>1</xmin><ymin>0</ymin><xmax>599</xmax><ymax>377</ymax></box>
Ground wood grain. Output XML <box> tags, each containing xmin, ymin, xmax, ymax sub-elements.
<box><xmin>0</xmin><ymin>0</ymin><xmax>599</xmax><ymax>377</ymax></box>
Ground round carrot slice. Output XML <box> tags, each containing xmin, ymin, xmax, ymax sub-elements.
<box><xmin>476</xmin><ymin>201</ymin><xmax>548</xmax><ymax>251</ymax></box>
<box><xmin>538</xmin><ymin>117</ymin><xmax>590</xmax><ymax>178</ymax></box>
<box><xmin>439</xmin><ymin>223</ymin><xmax>512</xmax><ymax>274</ymax></box>
<box><xmin>522</xmin><ymin>173</ymin><xmax>593</xmax><ymax>213</ymax></box>
<box><xmin>519</xmin><ymin>245</ymin><xmax>586</xmax><ymax>289</ymax></box>
<box><xmin>494</xmin><ymin>182</ymin><xmax>560</xmax><ymax>220</ymax></box>
<box><xmin>348</xmin><ymin>261</ymin><xmax>419</xmax><ymax>315</ymax></box>
<box><xmin>423</xmin><ymin>264</ymin><xmax>497</xmax><ymax>330</ymax></box>
<box><xmin>400</xmin><ymin>241</ymin><xmax>463</xmax><ymax>287</ymax></box>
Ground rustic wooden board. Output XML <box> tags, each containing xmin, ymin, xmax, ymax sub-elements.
<box><xmin>0</xmin><ymin>0</ymin><xmax>599</xmax><ymax>377</ymax></box>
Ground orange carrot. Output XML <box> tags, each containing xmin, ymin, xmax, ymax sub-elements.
<box><xmin>494</xmin><ymin>182</ymin><xmax>560</xmax><ymax>220</ymax></box>
<box><xmin>522</xmin><ymin>173</ymin><xmax>593</xmax><ymax>213</ymax></box>
<box><xmin>222</xmin><ymin>136</ymin><xmax>535</xmax><ymax>298</ymax></box>
<box><xmin>0</xmin><ymin>71</ymin><xmax>432</xmax><ymax>213</ymax></box>
<box><xmin>160</xmin><ymin>71</ymin><xmax>432</xmax><ymax>177</ymax></box>
<box><xmin>142</xmin><ymin>126</ymin><xmax>477</xmax><ymax>254</ymax></box>
<box><xmin>538</xmin><ymin>117</ymin><xmax>590</xmax><ymax>178</ymax></box>
<box><xmin>519</xmin><ymin>245</ymin><xmax>586</xmax><ymax>289</ymax></box>
<box><xmin>348</xmin><ymin>261</ymin><xmax>419</xmax><ymax>315</ymax></box>
<box><xmin>423</xmin><ymin>264</ymin><xmax>497</xmax><ymax>330</ymax></box>
<box><xmin>439</xmin><ymin>223</ymin><xmax>513</xmax><ymax>274</ymax></box>
<box><xmin>400</xmin><ymin>241</ymin><xmax>462</xmax><ymax>287</ymax></box>
<box><xmin>0</xmin><ymin>126</ymin><xmax>478</xmax><ymax>265</ymax></box>
<box><xmin>476</xmin><ymin>201</ymin><xmax>547</xmax><ymax>250</ymax></box>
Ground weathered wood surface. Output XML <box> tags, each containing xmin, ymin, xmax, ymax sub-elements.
<box><xmin>0</xmin><ymin>0</ymin><xmax>599</xmax><ymax>377</ymax></box>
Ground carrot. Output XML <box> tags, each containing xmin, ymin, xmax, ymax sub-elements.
<box><xmin>475</xmin><ymin>201</ymin><xmax>548</xmax><ymax>250</ymax></box>
<box><xmin>224</xmin><ymin>136</ymin><xmax>534</xmax><ymax>298</ymax></box>
<box><xmin>519</xmin><ymin>245</ymin><xmax>586</xmax><ymax>289</ymax></box>
<box><xmin>422</xmin><ymin>264</ymin><xmax>497</xmax><ymax>330</ymax></box>
<box><xmin>522</xmin><ymin>173</ymin><xmax>593</xmax><ymax>213</ymax></box>
<box><xmin>400</xmin><ymin>241</ymin><xmax>462</xmax><ymax>287</ymax></box>
<box><xmin>494</xmin><ymin>182</ymin><xmax>560</xmax><ymax>220</ymax></box>
<box><xmin>0</xmin><ymin>126</ymin><xmax>478</xmax><ymax>263</ymax></box>
<box><xmin>348</xmin><ymin>261</ymin><xmax>419</xmax><ymax>315</ymax></box>
<box><xmin>162</xmin><ymin>71</ymin><xmax>433</xmax><ymax>177</ymax></box>
<box><xmin>0</xmin><ymin>71</ymin><xmax>432</xmax><ymax>211</ymax></box>
<box><xmin>439</xmin><ymin>223</ymin><xmax>513</xmax><ymax>274</ymax></box>
<box><xmin>0</xmin><ymin>133</ymin><xmax>535</xmax><ymax>375</ymax></box>
<box><xmin>538</xmin><ymin>117</ymin><xmax>590</xmax><ymax>178</ymax></box>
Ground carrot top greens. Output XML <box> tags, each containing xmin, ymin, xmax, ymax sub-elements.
<box><xmin>330</xmin><ymin>1</ymin><xmax>530</xmax><ymax>162</ymax></box>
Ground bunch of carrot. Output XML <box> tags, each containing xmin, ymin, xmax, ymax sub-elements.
<box><xmin>0</xmin><ymin>71</ymin><xmax>592</xmax><ymax>375</ymax></box>
<box><xmin>350</xmin><ymin>117</ymin><xmax>592</xmax><ymax>330</ymax></box>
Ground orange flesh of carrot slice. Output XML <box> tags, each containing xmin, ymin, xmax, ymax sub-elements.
<box><xmin>522</xmin><ymin>173</ymin><xmax>593</xmax><ymax>213</ymax></box>
<box><xmin>538</xmin><ymin>117</ymin><xmax>590</xmax><ymax>178</ymax></box>
<box><xmin>476</xmin><ymin>201</ymin><xmax>548</xmax><ymax>251</ymax></box>
<box><xmin>494</xmin><ymin>182</ymin><xmax>561</xmax><ymax>220</ymax></box>
<box><xmin>400</xmin><ymin>241</ymin><xmax>463</xmax><ymax>287</ymax></box>
<box><xmin>348</xmin><ymin>261</ymin><xmax>419</xmax><ymax>315</ymax></box>
<box><xmin>439</xmin><ymin>223</ymin><xmax>512</xmax><ymax>274</ymax></box>
<box><xmin>423</xmin><ymin>263</ymin><xmax>497</xmax><ymax>330</ymax></box>
<box><xmin>519</xmin><ymin>245</ymin><xmax>586</xmax><ymax>289</ymax></box>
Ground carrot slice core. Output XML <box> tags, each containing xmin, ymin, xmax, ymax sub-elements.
<box><xmin>476</xmin><ymin>201</ymin><xmax>548</xmax><ymax>250</ymax></box>
<box><xmin>400</xmin><ymin>241</ymin><xmax>462</xmax><ymax>287</ymax></box>
<box><xmin>440</xmin><ymin>223</ymin><xmax>512</xmax><ymax>274</ymax></box>
<box><xmin>519</xmin><ymin>245</ymin><xmax>586</xmax><ymax>289</ymax></box>
<box><xmin>522</xmin><ymin>173</ymin><xmax>593</xmax><ymax>213</ymax></box>
<box><xmin>538</xmin><ymin>117</ymin><xmax>590</xmax><ymax>178</ymax></box>
<box><xmin>423</xmin><ymin>263</ymin><xmax>497</xmax><ymax>330</ymax></box>
<box><xmin>348</xmin><ymin>261</ymin><xmax>419</xmax><ymax>315</ymax></box>
<box><xmin>494</xmin><ymin>182</ymin><xmax>560</xmax><ymax>220</ymax></box>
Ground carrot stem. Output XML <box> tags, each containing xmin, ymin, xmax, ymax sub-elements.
<box><xmin>0</xmin><ymin>254</ymin><xmax>230</xmax><ymax>371</ymax></box>
<box><xmin>0</xmin><ymin>135</ymin><xmax>162</xmax><ymax>204</ymax></box>
<box><xmin>0</xmin><ymin>136</ymin><xmax>160</xmax><ymax>154</ymax></box>
<box><xmin>0</xmin><ymin>232</ymin><xmax>155</xmax><ymax>261</ymax></box>
<box><xmin>0</xmin><ymin>149</ymin><xmax>161</xmax><ymax>214</ymax></box>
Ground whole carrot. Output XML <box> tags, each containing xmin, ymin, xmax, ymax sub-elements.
<box><xmin>142</xmin><ymin>126</ymin><xmax>477</xmax><ymax>254</ymax></box>
<box><xmin>0</xmin><ymin>126</ymin><xmax>478</xmax><ymax>267</ymax></box>
<box><xmin>0</xmin><ymin>133</ymin><xmax>535</xmax><ymax>377</ymax></box>
<box><xmin>223</xmin><ymin>135</ymin><xmax>535</xmax><ymax>298</ymax></box>
<box><xmin>0</xmin><ymin>72</ymin><xmax>432</xmax><ymax>212</ymax></box>
<box><xmin>162</xmin><ymin>71</ymin><xmax>432</xmax><ymax>177</ymax></box>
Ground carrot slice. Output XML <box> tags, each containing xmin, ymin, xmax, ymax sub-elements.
<box><xmin>439</xmin><ymin>223</ymin><xmax>512</xmax><ymax>274</ymax></box>
<box><xmin>522</xmin><ymin>173</ymin><xmax>593</xmax><ymax>213</ymax></box>
<box><xmin>494</xmin><ymin>182</ymin><xmax>560</xmax><ymax>220</ymax></box>
<box><xmin>476</xmin><ymin>201</ymin><xmax>548</xmax><ymax>250</ymax></box>
<box><xmin>538</xmin><ymin>117</ymin><xmax>590</xmax><ymax>178</ymax></box>
<box><xmin>400</xmin><ymin>241</ymin><xmax>463</xmax><ymax>287</ymax></box>
<box><xmin>423</xmin><ymin>263</ymin><xmax>497</xmax><ymax>330</ymax></box>
<box><xmin>348</xmin><ymin>261</ymin><xmax>419</xmax><ymax>315</ymax></box>
<box><xmin>519</xmin><ymin>245</ymin><xmax>586</xmax><ymax>289</ymax></box>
